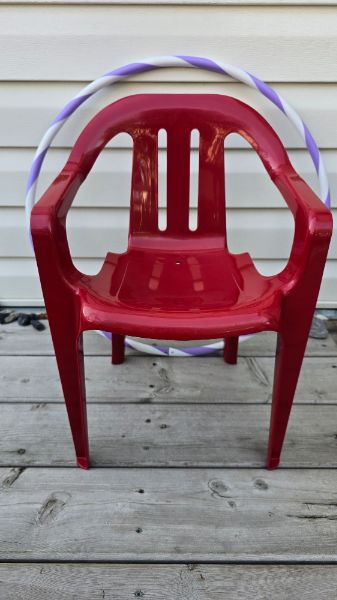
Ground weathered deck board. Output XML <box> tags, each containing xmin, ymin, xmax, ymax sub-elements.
<box><xmin>1</xmin><ymin>316</ymin><xmax>337</xmax><ymax>590</ymax></box>
<box><xmin>1</xmin><ymin>467</ymin><xmax>337</xmax><ymax>561</ymax></box>
<box><xmin>2</xmin><ymin>563</ymin><xmax>337</xmax><ymax>600</ymax></box>
<box><xmin>1</xmin><ymin>354</ymin><xmax>336</xmax><ymax>404</ymax></box>
<box><xmin>1</xmin><ymin>323</ymin><xmax>336</xmax><ymax>357</ymax></box>
<box><xmin>1</xmin><ymin>403</ymin><xmax>337</xmax><ymax>467</ymax></box>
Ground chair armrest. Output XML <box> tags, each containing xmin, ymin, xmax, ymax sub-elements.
<box><xmin>272</xmin><ymin>165</ymin><xmax>333</xmax><ymax>289</ymax></box>
<box><xmin>31</xmin><ymin>163</ymin><xmax>83</xmax><ymax>222</ymax></box>
<box><xmin>30</xmin><ymin>164</ymin><xmax>84</xmax><ymax>281</ymax></box>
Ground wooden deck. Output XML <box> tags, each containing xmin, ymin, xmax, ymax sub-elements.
<box><xmin>1</xmin><ymin>323</ymin><xmax>337</xmax><ymax>598</ymax></box>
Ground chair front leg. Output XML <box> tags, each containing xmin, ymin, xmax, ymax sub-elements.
<box><xmin>49</xmin><ymin>313</ymin><xmax>90</xmax><ymax>469</ymax></box>
<box><xmin>267</xmin><ymin>222</ymin><xmax>331</xmax><ymax>469</ymax></box>
<box><xmin>267</xmin><ymin>330</ymin><xmax>309</xmax><ymax>469</ymax></box>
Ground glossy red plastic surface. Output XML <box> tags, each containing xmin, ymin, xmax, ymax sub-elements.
<box><xmin>31</xmin><ymin>94</ymin><xmax>332</xmax><ymax>469</ymax></box>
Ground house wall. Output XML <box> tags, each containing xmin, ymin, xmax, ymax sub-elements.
<box><xmin>0</xmin><ymin>1</ymin><xmax>336</xmax><ymax>305</ymax></box>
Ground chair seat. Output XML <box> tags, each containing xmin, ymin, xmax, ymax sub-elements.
<box><xmin>78</xmin><ymin>246</ymin><xmax>282</xmax><ymax>338</ymax></box>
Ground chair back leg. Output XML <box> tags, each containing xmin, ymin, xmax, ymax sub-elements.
<box><xmin>224</xmin><ymin>336</ymin><xmax>239</xmax><ymax>364</ymax></box>
<box><xmin>112</xmin><ymin>334</ymin><xmax>126</xmax><ymax>364</ymax></box>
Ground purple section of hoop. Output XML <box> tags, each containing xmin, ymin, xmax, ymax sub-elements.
<box><xmin>177</xmin><ymin>55</ymin><xmax>227</xmax><ymax>75</ymax></box>
<box><xmin>26</xmin><ymin>147</ymin><xmax>49</xmax><ymax>192</ymax></box>
<box><xmin>52</xmin><ymin>93</ymin><xmax>93</xmax><ymax>125</ymax></box>
<box><xmin>104</xmin><ymin>62</ymin><xmax>157</xmax><ymax>77</ymax></box>
<box><xmin>27</xmin><ymin>95</ymin><xmax>93</xmax><ymax>191</ymax></box>
<box><xmin>177</xmin><ymin>345</ymin><xmax>220</xmax><ymax>356</ymax></box>
<box><xmin>303</xmin><ymin>124</ymin><xmax>320</xmax><ymax>172</ymax></box>
<box><xmin>325</xmin><ymin>191</ymin><xmax>331</xmax><ymax>207</ymax></box>
<box><xmin>248</xmin><ymin>74</ymin><xmax>285</xmax><ymax>113</ymax></box>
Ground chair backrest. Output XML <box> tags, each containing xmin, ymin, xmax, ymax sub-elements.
<box><xmin>68</xmin><ymin>94</ymin><xmax>291</xmax><ymax>247</ymax></box>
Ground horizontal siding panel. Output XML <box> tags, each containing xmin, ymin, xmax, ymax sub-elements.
<box><xmin>0</xmin><ymin>82</ymin><xmax>336</xmax><ymax>149</ymax></box>
<box><xmin>0</xmin><ymin>259</ymin><xmax>42</xmax><ymax>302</ymax></box>
<box><xmin>1</xmin><ymin>206</ymin><xmax>336</xmax><ymax>260</ymax></box>
<box><xmin>0</xmin><ymin>258</ymin><xmax>336</xmax><ymax>306</ymax></box>
<box><xmin>0</xmin><ymin>207</ymin><xmax>294</xmax><ymax>258</ymax></box>
<box><xmin>3</xmin><ymin>0</ymin><xmax>337</xmax><ymax>4</ymax></box>
<box><xmin>0</xmin><ymin>6</ymin><xmax>336</xmax><ymax>81</ymax></box>
<box><xmin>2</xmin><ymin>148</ymin><xmax>336</xmax><ymax>209</ymax></box>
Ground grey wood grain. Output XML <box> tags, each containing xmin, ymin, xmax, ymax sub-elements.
<box><xmin>1</xmin><ymin>353</ymin><xmax>336</xmax><ymax>404</ymax></box>
<box><xmin>1</xmin><ymin>403</ymin><xmax>337</xmax><ymax>468</ymax></box>
<box><xmin>2</xmin><ymin>563</ymin><xmax>337</xmax><ymax>600</ymax></box>
<box><xmin>1</xmin><ymin>467</ymin><xmax>337</xmax><ymax>561</ymax></box>
<box><xmin>0</xmin><ymin>354</ymin><xmax>266</xmax><ymax>403</ymax></box>
<box><xmin>1</xmin><ymin>323</ymin><xmax>336</xmax><ymax>357</ymax></box>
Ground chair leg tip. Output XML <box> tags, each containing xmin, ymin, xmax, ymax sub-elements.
<box><xmin>77</xmin><ymin>456</ymin><xmax>90</xmax><ymax>470</ymax></box>
<box><xmin>224</xmin><ymin>357</ymin><xmax>237</xmax><ymax>365</ymax></box>
<box><xmin>267</xmin><ymin>456</ymin><xmax>280</xmax><ymax>470</ymax></box>
<box><xmin>111</xmin><ymin>357</ymin><xmax>125</xmax><ymax>365</ymax></box>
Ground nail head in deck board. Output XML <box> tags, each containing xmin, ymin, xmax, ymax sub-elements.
<box><xmin>1</xmin><ymin>404</ymin><xmax>337</xmax><ymax>467</ymax></box>
<box><xmin>1</xmin><ymin>354</ymin><xmax>337</xmax><ymax>404</ymax></box>
<box><xmin>1</xmin><ymin>323</ymin><xmax>336</xmax><ymax>357</ymax></box>
<box><xmin>2</xmin><ymin>564</ymin><xmax>337</xmax><ymax>600</ymax></box>
<box><xmin>2</xmin><ymin>468</ymin><xmax>337</xmax><ymax>561</ymax></box>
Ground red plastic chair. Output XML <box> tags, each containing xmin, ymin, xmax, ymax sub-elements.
<box><xmin>31</xmin><ymin>94</ymin><xmax>332</xmax><ymax>469</ymax></box>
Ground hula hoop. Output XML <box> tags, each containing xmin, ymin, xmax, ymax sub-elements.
<box><xmin>26</xmin><ymin>55</ymin><xmax>331</xmax><ymax>357</ymax></box>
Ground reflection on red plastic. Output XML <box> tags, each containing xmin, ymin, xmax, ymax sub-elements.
<box><xmin>31</xmin><ymin>94</ymin><xmax>332</xmax><ymax>470</ymax></box>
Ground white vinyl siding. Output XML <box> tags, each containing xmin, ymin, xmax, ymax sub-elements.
<box><xmin>0</xmin><ymin>2</ymin><xmax>336</xmax><ymax>305</ymax></box>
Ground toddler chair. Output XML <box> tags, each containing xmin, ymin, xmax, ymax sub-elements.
<box><xmin>31</xmin><ymin>94</ymin><xmax>332</xmax><ymax>469</ymax></box>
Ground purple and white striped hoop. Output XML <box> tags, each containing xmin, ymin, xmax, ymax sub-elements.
<box><xmin>26</xmin><ymin>55</ymin><xmax>331</xmax><ymax>357</ymax></box>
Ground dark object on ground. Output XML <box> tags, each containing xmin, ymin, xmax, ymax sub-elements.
<box><xmin>4</xmin><ymin>311</ymin><xmax>19</xmax><ymax>324</ymax></box>
<box><xmin>17</xmin><ymin>313</ymin><xmax>32</xmax><ymax>326</ymax></box>
<box><xmin>31</xmin><ymin>315</ymin><xmax>46</xmax><ymax>331</ymax></box>
<box><xmin>37</xmin><ymin>312</ymin><xmax>48</xmax><ymax>320</ymax></box>
<box><xmin>0</xmin><ymin>308</ymin><xmax>46</xmax><ymax>331</ymax></box>
<box><xmin>0</xmin><ymin>311</ymin><xmax>10</xmax><ymax>324</ymax></box>
<box><xmin>309</xmin><ymin>316</ymin><xmax>328</xmax><ymax>339</ymax></box>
